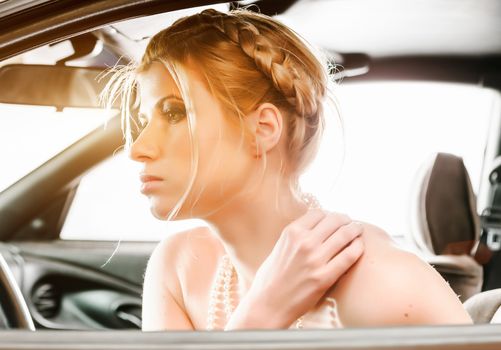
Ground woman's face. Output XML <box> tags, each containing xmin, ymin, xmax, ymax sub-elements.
<box><xmin>130</xmin><ymin>61</ymin><xmax>257</xmax><ymax>219</ymax></box>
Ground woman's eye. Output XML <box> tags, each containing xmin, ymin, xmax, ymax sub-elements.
<box><xmin>161</xmin><ymin>102</ymin><xmax>186</xmax><ymax>124</ymax></box>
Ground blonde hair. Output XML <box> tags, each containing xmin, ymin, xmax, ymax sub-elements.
<box><xmin>101</xmin><ymin>8</ymin><xmax>342</xmax><ymax>218</ymax></box>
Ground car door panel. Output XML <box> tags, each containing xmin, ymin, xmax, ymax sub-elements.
<box><xmin>2</xmin><ymin>325</ymin><xmax>501</xmax><ymax>350</ymax></box>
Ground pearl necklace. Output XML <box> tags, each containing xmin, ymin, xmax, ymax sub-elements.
<box><xmin>206</xmin><ymin>193</ymin><xmax>342</xmax><ymax>330</ymax></box>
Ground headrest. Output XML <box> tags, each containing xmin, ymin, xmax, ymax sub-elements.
<box><xmin>409</xmin><ymin>153</ymin><xmax>480</xmax><ymax>256</ymax></box>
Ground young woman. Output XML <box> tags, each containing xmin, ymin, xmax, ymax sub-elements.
<box><xmin>103</xmin><ymin>8</ymin><xmax>473</xmax><ymax>330</ymax></box>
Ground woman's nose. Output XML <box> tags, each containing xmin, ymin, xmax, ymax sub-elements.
<box><xmin>129</xmin><ymin>123</ymin><xmax>160</xmax><ymax>162</ymax></box>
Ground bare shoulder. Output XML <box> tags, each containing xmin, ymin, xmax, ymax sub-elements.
<box><xmin>332</xmin><ymin>221</ymin><xmax>472</xmax><ymax>327</ymax></box>
<box><xmin>151</xmin><ymin>225</ymin><xmax>223</xmax><ymax>265</ymax></box>
<box><xmin>145</xmin><ymin>226</ymin><xmax>224</xmax><ymax>306</ymax></box>
<box><xmin>142</xmin><ymin>226</ymin><xmax>223</xmax><ymax>330</ymax></box>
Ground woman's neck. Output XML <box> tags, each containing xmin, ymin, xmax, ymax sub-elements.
<box><xmin>204</xmin><ymin>178</ymin><xmax>309</xmax><ymax>292</ymax></box>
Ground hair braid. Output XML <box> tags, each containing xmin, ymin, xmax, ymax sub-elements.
<box><xmin>106</xmin><ymin>7</ymin><xmax>337</xmax><ymax>186</ymax></box>
<box><xmin>198</xmin><ymin>9</ymin><xmax>321</xmax><ymax>119</ymax></box>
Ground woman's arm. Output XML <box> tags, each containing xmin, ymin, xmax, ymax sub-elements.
<box><xmin>334</xmin><ymin>223</ymin><xmax>473</xmax><ymax>327</ymax></box>
<box><xmin>142</xmin><ymin>237</ymin><xmax>195</xmax><ymax>331</ymax></box>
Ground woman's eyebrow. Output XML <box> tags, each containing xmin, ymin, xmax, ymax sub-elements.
<box><xmin>138</xmin><ymin>95</ymin><xmax>184</xmax><ymax>119</ymax></box>
<box><xmin>155</xmin><ymin>94</ymin><xmax>184</xmax><ymax>109</ymax></box>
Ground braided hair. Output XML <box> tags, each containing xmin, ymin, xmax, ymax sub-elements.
<box><xmin>103</xmin><ymin>8</ymin><xmax>339</xmax><ymax>198</ymax></box>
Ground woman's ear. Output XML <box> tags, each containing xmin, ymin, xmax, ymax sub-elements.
<box><xmin>248</xmin><ymin>103</ymin><xmax>283</xmax><ymax>158</ymax></box>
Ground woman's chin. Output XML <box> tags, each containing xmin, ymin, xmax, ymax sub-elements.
<box><xmin>148</xmin><ymin>200</ymin><xmax>172</xmax><ymax>220</ymax></box>
<box><xmin>148</xmin><ymin>200</ymin><xmax>190</xmax><ymax>220</ymax></box>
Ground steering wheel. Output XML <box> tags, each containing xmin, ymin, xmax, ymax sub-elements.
<box><xmin>0</xmin><ymin>253</ymin><xmax>35</xmax><ymax>330</ymax></box>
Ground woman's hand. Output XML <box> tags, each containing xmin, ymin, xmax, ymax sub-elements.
<box><xmin>225</xmin><ymin>209</ymin><xmax>365</xmax><ymax>329</ymax></box>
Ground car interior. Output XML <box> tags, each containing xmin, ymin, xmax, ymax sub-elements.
<box><xmin>1</xmin><ymin>0</ymin><xmax>501</xmax><ymax>343</ymax></box>
<box><xmin>408</xmin><ymin>152</ymin><xmax>483</xmax><ymax>303</ymax></box>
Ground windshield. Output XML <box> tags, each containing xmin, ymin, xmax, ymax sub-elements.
<box><xmin>0</xmin><ymin>104</ymin><xmax>113</xmax><ymax>192</ymax></box>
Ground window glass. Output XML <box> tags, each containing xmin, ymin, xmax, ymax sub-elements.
<box><xmin>0</xmin><ymin>104</ymin><xmax>114</xmax><ymax>192</ymax></box>
<box><xmin>60</xmin><ymin>152</ymin><xmax>204</xmax><ymax>241</ymax></box>
<box><xmin>302</xmin><ymin>82</ymin><xmax>497</xmax><ymax>237</ymax></box>
<box><xmin>61</xmin><ymin>81</ymin><xmax>497</xmax><ymax>240</ymax></box>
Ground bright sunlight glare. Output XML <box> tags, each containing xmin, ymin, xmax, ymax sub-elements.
<box><xmin>0</xmin><ymin>82</ymin><xmax>496</xmax><ymax>241</ymax></box>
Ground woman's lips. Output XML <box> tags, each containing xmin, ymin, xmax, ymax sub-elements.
<box><xmin>139</xmin><ymin>174</ymin><xmax>164</xmax><ymax>194</ymax></box>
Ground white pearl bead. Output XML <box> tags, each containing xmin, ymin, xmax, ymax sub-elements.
<box><xmin>207</xmin><ymin>229</ymin><xmax>341</xmax><ymax>330</ymax></box>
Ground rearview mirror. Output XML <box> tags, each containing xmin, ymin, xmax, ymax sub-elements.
<box><xmin>0</xmin><ymin>64</ymin><xmax>111</xmax><ymax>110</ymax></box>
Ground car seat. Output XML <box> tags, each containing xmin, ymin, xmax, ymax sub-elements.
<box><xmin>408</xmin><ymin>152</ymin><xmax>483</xmax><ymax>302</ymax></box>
<box><xmin>463</xmin><ymin>288</ymin><xmax>501</xmax><ymax>323</ymax></box>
